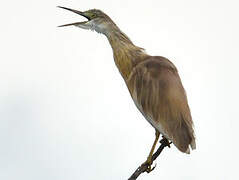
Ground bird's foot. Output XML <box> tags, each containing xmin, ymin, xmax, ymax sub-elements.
<box><xmin>141</xmin><ymin>158</ymin><xmax>156</xmax><ymax>173</ymax></box>
<box><xmin>160</xmin><ymin>137</ymin><xmax>172</xmax><ymax>148</ymax></box>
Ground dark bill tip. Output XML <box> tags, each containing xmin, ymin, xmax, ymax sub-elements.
<box><xmin>57</xmin><ymin>6</ymin><xmax>90</xmax><ymax>20</ymax></box>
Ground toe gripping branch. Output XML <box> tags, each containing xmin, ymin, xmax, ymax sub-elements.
<box><xmin>128</xmin><ymin>137</ymin><xmax>172</xmax><ymax>180</ymax></box>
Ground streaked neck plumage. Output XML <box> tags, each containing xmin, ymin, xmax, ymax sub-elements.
<box><xmin>103</xmin><ymin>25</ymin><xmax>148</xmax><ymax>80</ymax></box>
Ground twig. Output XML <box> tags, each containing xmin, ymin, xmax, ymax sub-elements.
<box><xmin>128</xmin><ymin>138</ymin><xmax>171</xmax><ymax>180</ymax></box>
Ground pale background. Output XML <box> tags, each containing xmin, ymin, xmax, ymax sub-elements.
<box><xmin>0</xmin><ymin>0</ymin><xmax>238</xmax><ymax>180</ymax></box>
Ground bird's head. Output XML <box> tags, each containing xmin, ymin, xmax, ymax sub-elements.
<box><xmin>58</xmin><ymin>6</ymin><xmax>116</xmax><ymax>34</ymax></box>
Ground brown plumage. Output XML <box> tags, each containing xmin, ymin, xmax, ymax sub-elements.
<box><xmin>58</xmin><ymin>7</ymin><xmax>196</xmax><ymax>154</ymax></box>
<box><xmin>126</xmin><ymin>56</ymin><xmax>195</xmax><ymax>153</ymax></box>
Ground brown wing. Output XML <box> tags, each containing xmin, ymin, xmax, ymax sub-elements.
<box><xmin>126</xmin><ymin>56</ymin><xmax>196</xmax><ymax>153</ymax></box>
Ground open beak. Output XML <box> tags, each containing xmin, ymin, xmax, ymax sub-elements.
<box><xmin>57</xmin><ymin>6</ymin><xmax>90</xmax><ymax>27</ymax></box>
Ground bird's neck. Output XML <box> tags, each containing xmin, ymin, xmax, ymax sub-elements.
<box><xmin>105</xmin><ymin>27</ymin><xmax>148</xmax><ymax>80</ymax></box>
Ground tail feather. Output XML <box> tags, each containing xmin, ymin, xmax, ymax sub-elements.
<box><xmin>172</xmin><ymin>119</ymin><xmax>196</xmax><ymax>154</ymax></box>
<box><xmin>190</xmin><ymin>138</ymin><xmax>196</xmax><ymax>150</ymax></box>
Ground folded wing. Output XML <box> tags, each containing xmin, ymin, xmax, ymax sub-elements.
<box><xmin>126</xmin><ymin>56</ymin><xmax>196</xmax><ymax>153</ymax></box>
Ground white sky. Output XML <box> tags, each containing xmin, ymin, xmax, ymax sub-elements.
<box><xmin>0</xmin><ymin>0</ymin><xmax>239</xmax><ymax>180</ymax></box>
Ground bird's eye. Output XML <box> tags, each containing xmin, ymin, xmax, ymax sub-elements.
<box><xmin>91</xmin><ymin>14</ymin><xmax>96</xmax><ymax>18</ymax></box>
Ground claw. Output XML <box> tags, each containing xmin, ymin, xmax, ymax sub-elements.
<box><xmin>146</xmin><ymin>163</ymin><xmax>157</xmax><ymax>173</ymax></box>
<box><xmin>160</xmin><ymin>137</ymin><xmax>172</xmax><ymax>148</ymax></box>
<box><xmin>151</xmin><ymin>163</ymin><xmax>157</xmax><ymax>171</ymax></box>
<box><xmin>141</xmin><ymin>159</ymin><xmax>156</xmax><ymax>173</ymax></box>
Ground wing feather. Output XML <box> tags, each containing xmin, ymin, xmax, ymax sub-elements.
<box><xmin>127</xmin><ymin>56</ymin><xmax>196</xmax><ymax>153</ymax></box>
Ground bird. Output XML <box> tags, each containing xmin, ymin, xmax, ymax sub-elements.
<box><xmin>58</xmin><ymin>6</ymin><xmax>196</xmax><ymax>171</ymax></box>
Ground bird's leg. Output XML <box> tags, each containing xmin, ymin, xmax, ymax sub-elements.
<box><xmin>142</xmin><ymin>130</ymin><xmax>160</xmax><ymax>173</ymax></box>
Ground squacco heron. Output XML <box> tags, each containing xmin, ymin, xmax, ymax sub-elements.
<box><xmin>58</xmin><ymin>6</ymin><xmax>196</xmax><ymax>172</ymax></box>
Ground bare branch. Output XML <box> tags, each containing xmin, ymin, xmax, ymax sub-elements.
<box><xmin>128</xmin><ymin>138</ymin><xmax>171</xmax><ymax>180</ymax></box>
